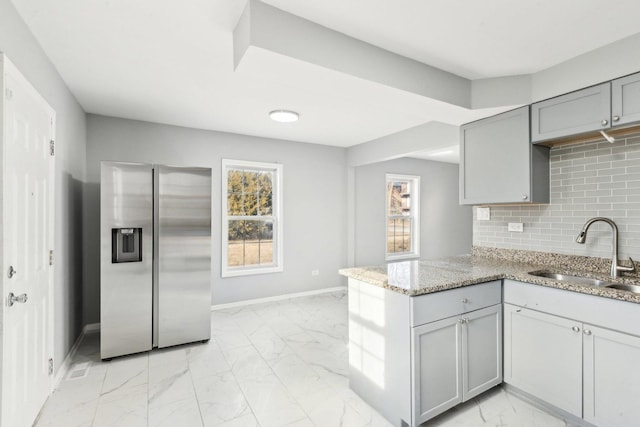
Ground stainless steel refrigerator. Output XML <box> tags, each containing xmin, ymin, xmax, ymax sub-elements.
<box><xmin>100</xmin><ymin>161</ymin><xmax>211</xmax><ymax>359</ymax></box>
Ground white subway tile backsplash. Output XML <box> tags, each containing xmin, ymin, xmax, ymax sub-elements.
<box><xmin>474</xmin><ymin>133</ymin><xmax>640</xmax><ymax>259</ymax></box>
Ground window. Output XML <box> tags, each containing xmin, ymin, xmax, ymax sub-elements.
<box><xmin>222</xmin><ymin>159</ymin><xmax>283</xmax><ymax>277</ymax></box>
<box><xmin>385</xmin><ymin>174</ymin><xmax>420</xmax><ymax>260</ymax></box>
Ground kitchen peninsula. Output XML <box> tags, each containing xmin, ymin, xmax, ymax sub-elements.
<box><xmin>340</xmin><ymin>248</ymin><xmax>640</xmax><ymax>427</ymax></box>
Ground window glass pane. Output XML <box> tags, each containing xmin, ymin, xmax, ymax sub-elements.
<box><xmin>228</xmin><ymin>170</ymin><xmax>243</xmax><ymax>193</ymax></box>
<box><xmin>244</xmin><ymin>193</ymin><xmax>258</xmax><ymax>216</ymax></box>
<box><xmin>244</xmin><ymin>241</ymin><xmax>260</xmax><ymax>265</ymax></box>
<box><xmin>387</xmin><ymin>180</ymin><xmax>411</xmax><ymax>216</ymax></box>
<box><xmin>258</xmin><ymin>172</ymin><xmax>273</xmax><ymax>215</ymax></box>
<box><xmin>258</xmin><ymin>220</ymin><xmax>274</xmax><ymax>265</ymax></box>
<box><xmin>228</xmin><ymin>194</ymin><xmax>244</xmax><ymax>216</ymax></box>
<box><xmin>243</xmin><ymin>171</ymin><xmax>258</xmax><ymax>193</ymax></box>
<box><xmin>387</xmin><ymin>218</ymin><xmax>412</xmax><ymax>254</ymax></box>
<box><xmin>228</xmin><ymin>220</ymin><xmax>245</xmax><ymax>266</ymax></box>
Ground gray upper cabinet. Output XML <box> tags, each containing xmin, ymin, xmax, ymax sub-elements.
<box><xmin>531</xmin><ymin>82</ymin><xmax>611</xmax><ymax>143</ymax></box>
<box><xmin>611</xmin><ymin>72</ymin><xmax>640</xmax><ymax>127</ymax></box>
<box><xmin>460</xmin><ymin>106</ymin><xmax>549</xmax><ymax>205</ymax></box>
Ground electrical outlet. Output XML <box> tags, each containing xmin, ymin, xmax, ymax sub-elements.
<box><xmin>311</xmin><ymin>270</ymin><xmax>319</xmax><ymax>276</ymax></box>
<box><xmin>477</xmin><ymin>207</ymin><xmax>490</xmax><ymax>221</ymax></box>
<box><xmin>508</xmin><ymin>222</ymin><xmax>524</xmax><ymax>232</ymax></box>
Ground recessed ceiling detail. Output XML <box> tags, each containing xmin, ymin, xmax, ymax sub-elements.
<box><xmin>234</xmin><ymin>0</ymin><xmax>472</xmax><ymax>108</ymax></box>
<box><xmin>9</xmin><ymin>0</ymin><xmax>640</xmax><ymax>155</ymax></box>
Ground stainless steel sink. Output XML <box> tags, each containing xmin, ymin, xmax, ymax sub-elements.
<box><xmin>528</xmin><ymin>271</ymin><xmax>612</xmax><ymax>287</ymax></box>
<box><xmin>604</xmin><ymin>283</ymin><xmax>640</xmax><ymax>294</ymax></box>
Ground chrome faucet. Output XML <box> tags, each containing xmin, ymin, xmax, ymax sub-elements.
<box><xmin>576</xmin><ymin>217</ymin><xmax>635</xmax><ymax>278</ymax></box>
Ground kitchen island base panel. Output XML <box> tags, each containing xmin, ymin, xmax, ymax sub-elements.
<box><xmin>348</xmin><ymin>279</ymin><xmax>412</xmax><ymax>427</ymax></box>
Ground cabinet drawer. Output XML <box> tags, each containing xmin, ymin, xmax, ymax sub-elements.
<box><xmin>410</xmin><ymin>281</ymin><xmax>501</xmax><ymax>327</ymax></box>
<box><xmin>504</xmin><ymin>280</ymin><xmax>640</xmax><ymax>337</ymax></box>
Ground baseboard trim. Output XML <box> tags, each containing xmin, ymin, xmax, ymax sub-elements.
<box><xmin>53</xmin><ymin>323</ymin><xmax>100</xmax><ymax>389</ymax></box>
<box><xmin>503</xmin><ymin>384</ymin><xmax>593</xmax><ymax>427</ymax></box>
<box><xmin>211</xmin><ymin>286</ymin><xmax>347</xmax><ymax>311</ymax></box>
<box><xmin>84</xmin><ymin>322</ymin><xmax>100</xmax><ymax>332</ymax></box>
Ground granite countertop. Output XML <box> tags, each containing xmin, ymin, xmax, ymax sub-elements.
<box><xmin>339</xmin><ymin>254</ymin><xmax>640</xmax><ymax>305</ymax></box>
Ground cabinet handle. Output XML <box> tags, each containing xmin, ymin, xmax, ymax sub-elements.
<box><xmin>613</xmin><ymin>115</ymin><xmax>620</xmax><ymax>122</ymax></box>
<box><xmin>516</xmin><ymin>309</ymin><xmax>521</xmax><ymax>313</ymax></box>
<box><xmin>571</xmin><ymin>326</ymin><xmax>580</xmax><ymax>332</ymax></box>
<box><xmin>461</xmin><ymin>298</ymin><xmax>468</xmax><ymax>304</ymax></box>
<box><xmin>601</xmin><ymin>119</ymin><xmax>609</xmax><ymax>126</ymax></box>
<box><xmin>522</xmin><ymin>195</ymin><xmax>528</xmax><ymax>201</ymax></box>
<box><xmin>584</xmin><ymin>329</ymin><xmax>592</xmax><ymax>336</ymax></box>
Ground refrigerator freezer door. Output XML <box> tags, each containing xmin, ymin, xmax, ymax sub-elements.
<box><xmin>156</xmin><ymin>166</ymin><xmax>212</xmax><ymax>347</ymax></box>
<box><xmin>100</xmin><ymin>162</ymin><xmax>153</xmax><ymax>359</ymax></box>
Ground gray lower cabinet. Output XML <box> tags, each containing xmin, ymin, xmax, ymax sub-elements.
<box><xmin>347</xmin><ymin>279</ymin><xmax>502</xmax><ymax>427</ymax></box>
<box><xmin>503</xmin><ymin>304</ymin><xmax>582</xmax><ymax>417</ymax></box>
<box><xmin>531</xmin><ymin>82</ymin><xmax>611</xmax><ymax>143</ymax></box>
<box><xmin>412</xmin><ymin>315</ymin><xmax>461</xmax><ymax>422</ymax></box>
<box><xmin>459</xmin><ymin>106</ymin><xmax>549</xmax><ymax>205</ymax></box>
<box><xmin>583</xmin><ymin>324</ymin><xmax>640</xmax><ymax>426</ymax></box>
<box><xmin>612</xmin><ymin>71</ymin><xmax>640</xmax><ymax>126</ymax></box>
<box><xmin>412</xmin><ymin>304</ymin><xmax>502</xmax><ymax>424</ymax></box>
<box><xmin>504</xmin><ymin>280</ymin><xmax>640</xmax><ymax>426</ymax></box>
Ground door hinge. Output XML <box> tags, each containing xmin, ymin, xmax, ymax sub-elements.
<box><xmin>49</xmin><ymin>250</ymin><xmax>54</xmax><ymax>266</ymax></box>
<box><xmin>48</xmin><ymin>358</ymin><xmax>54</xmax><ymax>375</ymax></box>
<box><xmin>50</xmin><ymin>140</ymin><xmax>55</xmax><ymax>156</ymax></box>
<box><xmin>4</xmin><ymin>88</ymin><xmax>12</xmax><ymax>100</ymax></box>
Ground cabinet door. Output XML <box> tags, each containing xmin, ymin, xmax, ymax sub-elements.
<box><xmin>583</xmin><ymin>325</ymin><xmax>640</xmax><ymax>427</ymax></box>
<box><xmin>462</xmin><ymin>305</ymin><xmax>502</xmax><ymax>400</ymax></box>
<box><xmin>503</xmin><ymin>304</ymin><xmax>582</xmax><ymax>417</ymax></box>
<box><xmin>531</xmin><ymin>82</ymin><xmax>611</xmax><ymax>143</ymax></box>
<box><xmin>460</xmin><ymin>106</ymin><xmax>533</xmax><ymax>205</ymax></box>
<box><xmin>412</xmin><ymin>316</ymin><xmax>462</xmax><ymax>425</ymax></box>
<box><xmin>612</xmin><ymin>72</ymin><xmax>640</xmax><ymax>127</ymax></box>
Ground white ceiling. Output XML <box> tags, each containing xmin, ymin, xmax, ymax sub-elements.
<box><xmin>10</xmin><ymin>0</ymin><xmax>640</xmax><ymax>152</ymax></box>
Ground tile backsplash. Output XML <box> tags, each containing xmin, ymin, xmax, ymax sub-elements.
<box><xmin>473</xmin><ymin>132</ymin><xmax>640</xmax><ymax>260</ymax></box>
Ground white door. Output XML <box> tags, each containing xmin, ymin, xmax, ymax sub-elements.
<box><xmin>2</xmin><ymin>55</ymin><xmax>55</xmax><ymax>427</ymax></box>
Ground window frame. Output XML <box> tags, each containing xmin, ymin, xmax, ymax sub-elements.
<box><xmin>221</xmin><ymin>159</ymin><xmax>283</xmax><ymax>277</ymax></box>
<box><xmin>385</xmin><ymin>173</ymin><xmax>420</xmax><ymax>261</ymax></box>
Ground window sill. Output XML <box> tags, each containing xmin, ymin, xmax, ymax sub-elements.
<box><xmin>221</xmin><ymin>265</ymin><xmax>284</xmax><ymax>278</ymax></box>
<box><xmin>385</xmin><ymin>253</ymin><xmax>420</xmax><ymax>262</ymax></box>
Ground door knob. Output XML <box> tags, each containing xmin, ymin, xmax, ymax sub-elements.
<box><xmin>7</xmin><ymin>266</ymin><xmax>16</xmax><ymax>278</ymax></box>
<box><xmin>7</xmin><ymin>292</ymin><xmax>28</xmax><ymax>307</ymax></box>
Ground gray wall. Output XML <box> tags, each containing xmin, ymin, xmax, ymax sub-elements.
<box><xmin>0</xmin><ymin>0</ymin><xmax>87</xmax><ymax>371</ymax></box>
<box><xmin>354</xmin><ymin>158</ymin><xmax>472</xmax><ymax>266</ymax></box>
<box><xmin>84</xmin><ymin>114</ymin><xmax>347</xmax><ymax>321</ymax></box>
<box><xmin>474</xmin><ymin>133</ymin><xmax>640</xmax><ymax>260</ymax></box>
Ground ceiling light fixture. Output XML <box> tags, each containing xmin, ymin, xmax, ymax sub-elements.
<box><xmin>269</xmin><ymin>110</ymin><xmax>299</xmax><ymax>123</ymax></box>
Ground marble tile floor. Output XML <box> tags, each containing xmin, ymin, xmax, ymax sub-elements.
<box><xmin>35</xmin><ymin>290</ymin><xmax>571</xmax><ymax>427</ymax></box>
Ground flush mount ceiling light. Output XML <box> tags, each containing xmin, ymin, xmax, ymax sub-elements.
<box><xmin>269</xmin><ymin>110</ymin><xmax>299</xmax><ymax>123</ymax></box>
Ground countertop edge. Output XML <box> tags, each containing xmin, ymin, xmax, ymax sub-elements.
<box><xmin>340</xmin><ymin>260</ymin><xmax>640</xmax><ymax>304</ymax></box>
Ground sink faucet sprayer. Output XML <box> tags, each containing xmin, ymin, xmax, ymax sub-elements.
<box><xmin>576</xmin><ymin>217</ymin><xmax>635</xmax><ymax>278</ymax></box>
